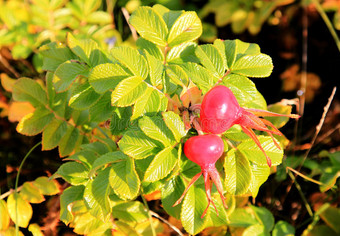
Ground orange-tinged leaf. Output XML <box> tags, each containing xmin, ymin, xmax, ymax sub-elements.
<box><xmin>20</xmin><ymin>182</ymin><xmax>45</xmax><ymax>203</ymax></box>
<box><xmin>180</xmin><ymin>82</ymin><xmax>203</xmax><ymax>108</ymax></box>
<box><xmin>8</xmin><ymin>102</ymin><xmax>35</xmax><ymax>122</ymax></box>
<box><xmin>0</xmin><ymin>199</ymin><xmax>10</xmax><ymax>230</ymax></box>
<box><xmin>0</xmin><ymin>73</ymin><xmax>16</xmax><ymax>92</ymax></box>
<box><xmin>143</xmin><ymin>190</ymin><xmax>161</xmax><ymax>201</ymax></box>
<box><xmin>7</xmin><ymin>192</ymin><xmax>33</xmax><ymax>228</ymax></box>
<box><xmin>167</xmin><ymin>94</ymin><xmax>181</xmax><ymax>114</ymax></box>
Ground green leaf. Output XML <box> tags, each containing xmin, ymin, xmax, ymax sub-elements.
<box><xmin>181</xmin><ymin>182</ymin><xmax>209</xmax><ymax>235</ymax></box>
<box><xmin>232</xmin><ymin>54</ymin><xmax>273</xmax><ymax>78</ymax></box>
<box><xmin>20</xmin><ymin>182</ymin><xmax>45</xmax><ymax>203</ymax></box>
<box><xmin>118</xmin><ymin>129</ymin><xmax>162</xmax><ymax>159</ymax></box>
<box><xmin>112</xmin><ymin>201</ymin><xmax>148</xmax><ymax>223</ymax></box>
<box><xmin>162</xmin><ymin>111</ymin><xmax>186</xmax><ymax>142</ymax></box>
<box><xmin>111</xmin><ymin>46</ymin><xmax>148</xmax><ymax>79</ymax></box>
<box><xmin>153</xmin><ymin>4</ymin><xmax>183</xmax><ymax>31</ymax></box>
<box><xmin>238</xmin><ymin>136</ymin><xmax>283</xmax><ymax>166</ymax></box>
<box><xmin>182</xmin><ymin>63</ymin><xmax>217</xmax><ymax>93</ymax></box>
<box><xmin>65</xmin><ymin>150</ymin><xmax>97</xmax><ymax>168</ymax></box>
<box><xmin>53</xmin><ymin>60</ymin><xmax>89</xmax><ymax>92</ymax></box>
<box><xmin>0</xmin><ymin>199</ymin><xmax>10</xmax><ymax>230</ymax></box>
<box><xmin>221</xmin><ymin>74</ymin><xmax>267</xmax><ymax>109</ymax></box>
<box><xmin>144</xmin><ymin>146</ymin><xmax>178</xmax><ymax>182</ymax></box>
<box><xmin>12</xmin><ymin>78</ymin><xmax>48</xmax><ymax>107</ymax></box>
<box><xmin>272</xmin><ymin>221</ymin><xmax>295</xmax><ymax>236</ymax></box>
<box><xmin>90</xmin><ymin>151</ymin><xmax>126</xmax><ymax>175</ymax></box>
<box><xmin>224</xmin><ymin>149</ymin><xmax>252</xmax><ymax>195</ymax></box>
<box><xmin>129</xmin><ymin>6</ymin><xmax>168</xmax><ymax>47</ymax></box>
<box><xmin>248</xmin><ymin>162</ymin><xmax>270</xmax><ymax>198</ymax></box>
<box><xmin>243</xmin><ymin>224</ymin><xmax>269</xmax><ymax>236</ymax></box>
<box><xmin>138</xmin><ymin>115</ymin><xmax>176</xmax><ymax>146</ymax></box>
<box><xmin>88</xmin><ymin>168</ymin><xmax>111</xmax><ymax>219</ymax></box>
<box><xmin>110</xmin><ymin>106</ymin><xmax>132</xmax><ymax>135</ymax></box>
<box><xmin>109</xmin><ymin>157</ymin><xmax>140</xmax><ymax>200</ymax></box>
<box><xmin>67</xmin><ymin>33</ymin><xmax>106</xmax><ymax>67</ymax></box>
<box><xmin>58</xmin><ymin>125</ymin><xmax>82</xmax><ymax>157</ymax></box>
<box><xmin>166</xmin><ymin>42</ymin><xmax>199</xmax><ymax>64</ymax></box>
<box><xmin>60</xmin><ymin>185</ymin><xmax>85</xmax><ymax>224</ymax></box>
<box><xmin>69</xmin><ymin>82</ymin><xmax>101</xmax><ymax>110</ymax></box>
<box><xmin>223</xmin><ymin>125</ymin><xmax>250</xmax><ymax>141</ymax></box>
<box><xmin>115</xmin><ymin>221</ymin><xmax>139</xmax><ymax>236</ymax></box>
<box><xmin>320</xmin><ymin>168</ymin><xmax>340</xmax><ymax>192</ymax></box>
<box><xmin>319</xmin><ymin>204</ymin><xmax>340</xmax><ymax>234</ymax></box>
<box><xmin>7</xmin><ymin>193</ymin><xmax>32</xmax><ymax>228</ymax></box>
<box><xmin>213</xmin><ymin>39</ymin><xmax>228</xmax><ymax>70</ymax></box>
<box><xmin>132</xmin><ymin>87</ymin><xmax>167</xmax><ymax>120</ymax></box>
<box><xmin>42</xmin><ymin>119</ymin><xmax>67</xmax><ymax>150</ymax></box>
<box><xmin>54</xmin><ymin>162</ymin><xmax>89</xmax><ymax>185</ymax></box>
<box><xmin>71</xmin><ymin>110</ymin><xmax>89</xmax><ymax>126</ymax></box>
<box><xmin>167</xmin><ymin>11</ymin><xmax>202</xmax><ymax>47</ymax></box>
<box><xmin>136</xmin><ymin>38</ymin><xmax>164</xmax><ymax>61</ymax></box>
<box><xmin>250</xmin><ymin>205</ymin><xmax>274</xmax><ymax>231</ymax></box>
<box><xmin>16</xmin><ymin>108</ymin><xmax>54</xmax><ymax>136</ymax></box>
<box><xmin>111</xmin><ymin>76</ymin><xmax>147</xmax><ymax>107</ymax></box>
<box><xmin>195</xmin><ymin>44</ymin><xmax>225</xmax><ymax>77</ymax></box>
<box><xmin>205</xmin><ymin>193</ymin><xmax>230</xmax><ymax>227</ymax></box>
<box><xmin>89</xmin><ymin>91</ymin><xmax>114</xmax><ymax>122</ymax></box>
<box><xmin>161</xmin><ymin>175</ymin><xmax>185</xmax><ymax>219</ymax></box>
<box><xmin>32</xmin><ymin>177</ymin><xmax>59</xmax><ymax>195</ymax></box>
<box><xmin>89</xmin><ymin>63</ymin><xmax>131</xmax><ymax>94</ymax></box>
<box><xmin>144</xmin><ymin>51</ymin><xmax>164</xmax><ymax>87</ymax></box>
<box><xmin>228</xmin><ymin>208</ymin><xmax>258</xmax><ymax>227</ymax></box>
<box><xmin>266</xmin><ymin>103</ymin><xmax>293</xmax><ymax>129</ymax></box>
<box><xmin>39</xmin><ymin>42</ymin><xmax>77</xmax><ymax>71</ymax></box>
<box><xmin>166</xmin><ymin>64</ymin><xmax>189</xmax><ymax>87</ymax></box>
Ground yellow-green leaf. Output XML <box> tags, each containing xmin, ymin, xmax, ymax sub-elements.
<box><xmin>20</xmin><ymin>182</ymin><xmax>45</xmax><ymax>203</ymax></box>
<box><xmin>0</xmin><ymin>199</ymin><xmax>10</xmax><ymax>230</ymax></box>
<box><xmin>7</xmin><ymin>193</ymin><xmax>33</xmax><ymax>228</ymax></box>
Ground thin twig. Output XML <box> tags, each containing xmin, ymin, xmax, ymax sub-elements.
<box><xmin>141</xmin><ymin>194</ymin><xmax>156</xmax><ymax>236</ymax></box>
<box><xmin>121</xmin><ymin>7</ymin><xmax>138</xmax><ymax>41</ymax></box>
<box><xmin>0</xmin><ymin>186</ymin><xmax>23</xmax><ymax>200</ymax></box>
<box><xmin>315</xmin><ymin>123</ymin><xmax>340</xmax><ymax>145</ymax></box>
<box><xmin>150</xmin><ymin>210</ymin><xmax>184</xmax><ymax>236</ymax></box>
<box><xmin>15</xmin><ymin>141</ymin><xmax>42</xmax><ymax>236</ymax></box>
<box><xmin>287</xmin><ymin>171</ymin><xmax>314</xmax><ymax>217</ymax></box>
<box><xmin>286</xmin><ymin>167</ymin><xmax>323</xmax><ymax>186</ymax></box>
<box><xmin>299</xmin><ymin>87</ymin><xmax>337</xmax><ymax>170</ymax></box>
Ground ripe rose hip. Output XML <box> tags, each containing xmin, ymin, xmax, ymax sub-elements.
<box><xmin>200</xmin><ymin>85</ymin><xmax>299</xmax><ymax>167</ymax></box>
<box><xmin>173</xmin><ymin>134</ymin><xmax>227</xmax><ymax>218</ymax></box>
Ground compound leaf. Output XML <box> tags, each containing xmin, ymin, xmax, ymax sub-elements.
<box><xmin>144</xmin><ymin>146</ymin><xmax>178</xmax><ymax>182</ymax></box>
<box><xmin>224</xmin><ymin>149</ymin><xmax>252</xmax><ymax>195</ymax></box>
<box><xmin>42</xmin><ymin>119</ymin><xmax>68</xmax><ymax>150</ymax></box>
<box><xmin>111</xmin><ymin>76</ymin><xmax>147</xmax><ymax>107</ymax></box>
<box><xmin>118</xmin><ymin>129</ymin><xmax>162</xmax><ymax>160</ymax></box>
<box><xmin>12</xmin><ymin>78</ymin><xmax>48</xmax><ymax>107</ymax></box>
<box><xmin>238</xmin><ymin>136</ymin><xmax>283</xmax><ymax>166</ymax></box>
<box><xmin>109</xmin><ymin>156</ymin><xmax>140</xmax><ymax>200</ymax></box>
<box><xmin>167</xmin><ymin>11</ymin><xmax>202</xmax><ymax>47</ymax></box>
<box><xmin>16</xmin><ymin>107</ymin><xmax>54</xmax><ymax>136</ymax></box>
<box><xmin>129</xmin><ymin>6</ymin><xmax>168</xmax><ymax>47</ymax></box>
<box><xmin>88</xmin><ymin>63</ymin><xmax>131</xmax><ymax>94</ymax></box>
<box><xmin>111</xmin><ymin>46</ymin><xmax>148</xmax><ymax>79</ymax></box>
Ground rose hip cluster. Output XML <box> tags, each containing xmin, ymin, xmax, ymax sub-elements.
<box><xmin>174</xmin><ymin>85</ymin><xmax>299</xmax><ymax>218</ymax></box>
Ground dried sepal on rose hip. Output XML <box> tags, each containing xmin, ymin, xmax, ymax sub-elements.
<box><xmin>199</xmin><ymin>85</ymin><xmax>300</xmax><ymax>167</ymax></box>
<box><xmin>173</xmin><ymin>134</ymin><xmax>227</xmax><ymax>218</ymax></box>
